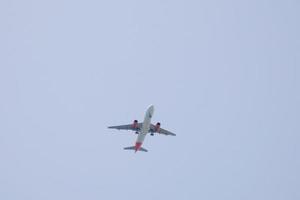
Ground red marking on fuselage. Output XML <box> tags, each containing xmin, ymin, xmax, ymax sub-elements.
<box><xmin>135</xmin><ymin>142</ymin><xmax>142</xmax><ymax>152</ymax></box>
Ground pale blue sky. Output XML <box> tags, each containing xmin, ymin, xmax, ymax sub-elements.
<box><xmin>1</xmin><ymin>0</ymin><xmax>299</xmax><ymax>200</ymax></box>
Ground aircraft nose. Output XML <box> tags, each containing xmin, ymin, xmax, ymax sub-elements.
<box><xmin>148</xmin><ymin>105</ymin><xmax>154</xmax><ymax>116</ymax></box>
<box><xmin>148</xmin><ymin>105</ymin><xmax>154</xmax><ymax>112</ymax></box>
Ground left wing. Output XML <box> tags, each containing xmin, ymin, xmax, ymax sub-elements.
<box><xmin>108</xmin><ymin>123</ymin><xmax>142</xmax><ymax>132</ymax></box>
<box><xmin>150</xmin><ymin>124</ymin><xmax>176</xmax><ymax>136</ymax></box>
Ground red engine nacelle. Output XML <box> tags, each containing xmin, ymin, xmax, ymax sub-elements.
<box><xmin>132</xmin><ymin>120</ymin><xmax>138</xmax><ymax>129</ymax></box>
<box><xmin>154</xmin><ymin>122</ymin><xmax>161</xmax><ymax>133</ymax></box>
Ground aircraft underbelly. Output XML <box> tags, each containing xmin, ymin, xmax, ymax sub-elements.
<box><xmin>137</xmin><ymin>120</ymin><xmax>150</xmax><ymax>143</ymax></box>
<box><xmin>136</xmin><ymin>105</ymin><xmax>153</xmax><ymax>144</ymax></box>
<box><xmin>137</xmin><ymin>133</ymin><xmax>146</xmax><ymax>143</ymax></box>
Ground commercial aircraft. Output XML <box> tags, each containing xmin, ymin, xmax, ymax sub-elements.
<box><xmin>108</xmin><ymin>105</ymin><xmax>176</xmax><ymax>152</ymax></box>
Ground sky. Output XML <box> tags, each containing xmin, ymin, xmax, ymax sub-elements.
<box><xmin>1</xmin><ymin>0</ymin><xmax>299</xmax><ymax>199</ymax></box>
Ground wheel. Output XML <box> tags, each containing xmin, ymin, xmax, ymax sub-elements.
<box><xmin>150</xmin><ymin>133</ymin><xmax>154</xmax><ymax>136</ymax></box>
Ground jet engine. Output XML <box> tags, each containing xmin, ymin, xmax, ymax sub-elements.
<box><xmin>132</xmin><ymin>120</ymin><xmax>138</xmax><ymax>129</ymax></box>
<box><xmin>154</xmin><ymin>122</ymin><xmax>161</xmax><ymax>133</ymax></box>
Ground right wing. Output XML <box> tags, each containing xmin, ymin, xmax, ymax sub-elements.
<box><xmin>108</xmin><ymin>123</ymin><xmax>142</xmax><ymax>132</ymax></box>
<box><xmin>150</xmin><ymin>124</ymin><xmax>176</xmax><ymax>136</ymax></box>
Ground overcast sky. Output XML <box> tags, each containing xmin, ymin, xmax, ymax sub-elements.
<box><xmin>1</xmin><ymin>0</ymin><xmax>299</xmax><ymax>200</ymax></box>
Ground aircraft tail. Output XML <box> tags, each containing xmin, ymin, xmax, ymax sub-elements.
<box><xmin>123</xmin><ymin>146</ymin><xmax>148</xmax><ymax>152</ymax></box>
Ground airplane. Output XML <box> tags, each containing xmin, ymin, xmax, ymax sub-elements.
<box><xmin>108</xmin><ymin>105</ymin><xmax>176</xmax><ymax>152</ymax></box>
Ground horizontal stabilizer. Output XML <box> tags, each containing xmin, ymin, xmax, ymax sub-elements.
<box><xmin>124</xmin><ymin>146</ymin><xmax>135</xmax><ymax>150</ymax></box>
<box><xmin>123</xmin><ymin>146</ymin><xmax>148</xmax><ymax>152</ymax></box>
<box><xmin>139</xmin><ymin>147</ymin><xmax>148</xmax><ymax>152</ymax></box>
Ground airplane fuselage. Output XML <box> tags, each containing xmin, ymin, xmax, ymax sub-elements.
<box><xmin>108</xmin><ymin>104</ymin><xmax>176</xmax><ymax>152</ymax></box>
<box><xmin>135</xmin><ymin>105</ymin><xmax>154</xmax><ymax>152</ymax></box>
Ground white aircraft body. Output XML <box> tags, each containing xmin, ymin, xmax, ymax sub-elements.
<box><xmin>108</xmin><ymin>105</ymin><xmax>176</xmax><ymax>152</ymax></box>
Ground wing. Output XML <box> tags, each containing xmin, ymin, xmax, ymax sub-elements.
<box><xmin>108</xmin><ymin>123</ymin><xmax>142</xmax><ymax>132</ymax></box>
<box><xmin>150</xmin><ymin>124</ymin><xmax>176</xmax><ymax>136</ymax></box>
